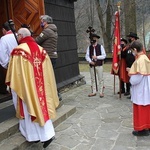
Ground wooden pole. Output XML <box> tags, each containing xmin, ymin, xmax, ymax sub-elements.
<box><xmin>86</xmin><ymin>27</ymin><xmax>98</xmax><ymax>92</ymax></box>
<box><xmin>117</xmin><ymin>1</ymin><xmax>121</xmax><ymax>99</ymax></box>
<box><xmin>93</xmin><ymin>65</ymin><xmax>98</xmax><ymax>92</ymax></box>
<box><xmin>114</xmin><ymin>74</ymin><xmax>115</xmax><ymax>94</ymax></box>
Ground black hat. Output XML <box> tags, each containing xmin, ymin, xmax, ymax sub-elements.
<box><xmin>21</xmin><ymin>24</ymin><xmax>30</xmax><ymax>28</ymax></box>
<box><xmin>121</xmin><ymin>38</ymin><xmax>128</xmax><ymax>44</ymax></box>
<box><xmin>2</xmin><ymin>21</ymin><xmax>11</xmax><ymax>31</ymax></box>
<box><xmin>127</xmin><ymin>32</ymin><xmax>139</xmax><ymax>39</ymax></box>
<box><xmin>91</xmin><ymin>33</ymin><xmax>100</xmax><ymax>39</ymax></box>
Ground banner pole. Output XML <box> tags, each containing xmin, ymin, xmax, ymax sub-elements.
<box><xmin>114</xmin><ymin>74</ymin><xmax>115</xmax><ymax>94</ymax></box>
<box><xmin>117</xmin><ymin>1</ymin><xmax>121</xmax><ymax>99</ymax></box>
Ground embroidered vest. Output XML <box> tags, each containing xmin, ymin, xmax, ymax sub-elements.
<box><xmin>89</xmin><ymin>44</ymin><xmax>103</xmax><ymax>67</ymax></box>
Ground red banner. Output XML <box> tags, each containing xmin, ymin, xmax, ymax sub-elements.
<box><xmin>112</xmin><ymin>11</ymin><xmax>121</xmax><ymax>74</ymax></box>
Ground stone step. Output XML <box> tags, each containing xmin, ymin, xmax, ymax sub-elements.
<box><xmin>0</xmin><ymin>104</ymin><xmax>76</xmax><ymax>150</ymax></box>
<box><xmin>0</xmin><ymin>99</ymin><xmax>64</xmax><ymax>140</ymax></box>
<box><xmin>0</xmin><ymin>105</ymin><xmax>15</xmax><ymax>123</ymax></box>
<box><xmin>0</xmin><ymin>94</ymin><xmax>12</xmax><ymax>104</ymax></box>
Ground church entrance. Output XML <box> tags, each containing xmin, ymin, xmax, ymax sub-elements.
<box><xmin>0</xmin><ymin>0</ymin><xmax>45</xmax><ymax>96</ymax></box>
<box><xmin>0</xmin><ymin>0</ymin><xmax>45</xmax><ymax>36</ymax></box>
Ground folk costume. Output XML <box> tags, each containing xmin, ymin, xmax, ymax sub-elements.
<box><xmin>6</xmin><ymin>36</ymin><xmax>59</xmax><ymax>142</ymax></box>
<box><xmin>85</xmin><ymin>35</ymin><xmax>106</xmax><ymax>97</ymax></box>
<box><xmin>118</xmin><ymin>38</ymin><xmax>130</xmax><ymax>94</ymax></box>
<box><xmin>122</xmin><ymin>45</ymin><xmax>135</xmax><ymax>96</ymax></box>
<box><xmin>129</xmin><ymin>53</ymin><xmax>150</xmax><ymax>133</ymax></box>
<box><xmin>121</xmin><ymin>32</ymin><xmax>140</xmax><ymax>97</ymax></box>
<box><xmin>119</xmin><ymin>47</ymin><xmax>130</xmax><ymax>94</ymax></box>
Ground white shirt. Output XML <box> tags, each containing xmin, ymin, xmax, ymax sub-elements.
<box><xmin>85</xmin><ymin>43</ymin><xmax>106</xmax><ymax>63</ymax></box>
<box><xmin>0</xmin><ymin>32</ymin><xmax>18</xmax><ymax>68</ymax></box>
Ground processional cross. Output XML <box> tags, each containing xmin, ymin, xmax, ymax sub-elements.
<box><xmin>86</xmin><ymin>26</ymin><xmax>95</xmax><ymax>43</ymax></box>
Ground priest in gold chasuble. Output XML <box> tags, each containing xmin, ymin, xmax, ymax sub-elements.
<box><xmin>6</xmin><ymin>28</ymin><xmax>59</xmax><ymax>148</ymax></box>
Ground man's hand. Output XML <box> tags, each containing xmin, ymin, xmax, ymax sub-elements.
<box><xmin>126</xmin><ymin>67</ymin><xmax>131</xmax><ymax>77</ymax></box>
<box><xmin>126</xmin><ymin>67</ymin><xmax>130</xmax><ymax>72</ymax></box>
<box><xmin>90</xmin><ymin>61</ymin><xmax>95</xmax><ymax>66</ymax></box>
<box><xmin>92</xmin><ymin>55</ymin><xmax>97</xmax><ymax>60</ymax></box>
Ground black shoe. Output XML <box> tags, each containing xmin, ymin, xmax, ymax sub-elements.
<box><xmin>124</xmin><ymin>92</ymin><xmax>130</xmax><ymax>96</ymax></box>
<box><xmin>132</xmin><ymin>130</ymin><xmax>149</xmax><ymax>136</ymax></box>
<box><xmin>43</xmin><ymin>137</ymin><xmax>55</xmax><ymax>148</ymax></box>
<box><xmin>34</xmin><ymin>140</ymin><xmax>40</xmax><ymax>143</ymax></box>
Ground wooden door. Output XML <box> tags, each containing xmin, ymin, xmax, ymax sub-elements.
<box><xmin>0</xmin><ymin>0</ymin><xmax>45</xmax><ymax>95</ymax></box>
<box><xmin>5</xmin><ymin>0</ymin><xmax>45</xmax><ymax>36</ymax></box>
<box><xmin>0</xmin><ymin>0</ymin><xmax>9</xmax><ymax>37</ymax></box>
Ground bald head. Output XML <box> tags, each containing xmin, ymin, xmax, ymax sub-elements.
<box><xmin>18</xmin><ymin>28</ymin><xmax>31</xmax><ymax>38</ymax></box>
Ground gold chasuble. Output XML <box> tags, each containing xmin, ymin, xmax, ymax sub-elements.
<box><xmin>6</xmin><ymin>37</ymin><xmax>59</xmax><ymax>126</ymax></box>
<box><xmin>129</xmin><ymin>54</ymin><xmax>150</xmax><ymax>75</ymax></box>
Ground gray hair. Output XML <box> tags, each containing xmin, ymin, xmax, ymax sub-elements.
<box><xmin>40</xmin><ymin>15</ymin><xmax>53</xmax><ymax>24</ymax></box>
<box><xmin>18</xmin><ymin>28</ymin><xmax>31</xmax><ymax>38</ymax></box>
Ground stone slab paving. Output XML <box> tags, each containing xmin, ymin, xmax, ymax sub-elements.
<box><xmin>27</xmin><ymin>72</ymin><xmax>150</xmax><ymax>150</ymax></box>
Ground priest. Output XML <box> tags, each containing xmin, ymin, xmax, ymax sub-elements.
<box><xmin>6</xmin><ymin>28</ymin><xmax>59</xmax><ymax>148</ymax></box>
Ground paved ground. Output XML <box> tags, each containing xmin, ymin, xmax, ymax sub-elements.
<box><xmin>27</xmin><ymin>72</ymin><xmax>150</xmax><ymax>150</ymax></box>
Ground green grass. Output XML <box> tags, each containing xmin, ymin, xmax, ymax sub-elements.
<box><xmin>79</xmin><ymin>63</ymin><xmax>112</xmax><ymax>72</ymax></box>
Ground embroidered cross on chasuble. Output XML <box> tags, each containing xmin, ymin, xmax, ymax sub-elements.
<box><xmin>12</xmin><ymin>41</ymin><xmax>50</xmax><ymax>123</ymax></box>
<box><xmin>27</xmin><ymin>42</ymin><xmax>49</xmax><ymax>122</ymax></box>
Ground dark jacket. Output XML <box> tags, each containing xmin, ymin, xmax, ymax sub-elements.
<box><xmin>35</xmin><ymin>24</ymin><xmax>58</xmax><ymax>58</ymax></box>
<box><xmin>121</xmin><ymin>46</ymin><xmax>135</xmax><ymax>68</ymax></box>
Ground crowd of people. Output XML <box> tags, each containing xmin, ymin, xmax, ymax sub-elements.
<box><xmin>85</xmin><ymin>31</ymin><xmax>150</xmax><ymax>137</ymax></box>
<box><xmin>118</xmin><ymin>33</ymin><xmax>150</xmax><ymax>136</ymax></box>
<box><xmin>0</xmin><ymin>15</ymin><xmax>59</xmax><ymax>148</ymax></box>
<box><xmin>0</xmin><ymin>14</ymin><xmax>150</xmax><ymax>149</ymax></box>
<box><xmin>119</xmin><ymin>32</ymin><xmax>139</xmax><ymax>98</ymax></box>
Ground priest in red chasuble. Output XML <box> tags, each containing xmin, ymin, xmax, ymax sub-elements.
<box><xmin>6</xmin><ymin>28</ymin><xmax>59</xmax><ymax>148</ymax></box>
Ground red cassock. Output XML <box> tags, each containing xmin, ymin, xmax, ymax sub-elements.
<box><xmin>133</xmin><ymin>104</ymin><xmax>150</xmax><ymax>131</ymax></box>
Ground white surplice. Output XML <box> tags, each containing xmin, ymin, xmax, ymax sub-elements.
<box><xmin>12</xmin><ymin>91</ymin><xmax>55</xmax><ymax>142</ymax></box>
<box><xmin>0</xmin><ymin>32</ymin><xmax>18</xmax><ymax>68</ymax></box>
<box><xmin>130</xmin><ymin>74</ymin><xmax>150</xmax><ymax>105</ymax></box>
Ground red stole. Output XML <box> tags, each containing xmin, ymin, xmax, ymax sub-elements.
<box><xmin>12</xmin><ymin>37</ymin><xmax>49</xmax><ymax>122</ymax></box>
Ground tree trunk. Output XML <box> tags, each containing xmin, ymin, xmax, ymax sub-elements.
<box><xmin>124</xmin><ymin>0</ymin><xmax>137</xmax><ymax>36</ymax></box>
<box><xmin>106</xmin><ymin>0</ymin><xmax>112</xmax><ymax>52</ymax></box>
<box><xmin>94</xmin><ymin>0</ymin><xmax>110</xmax><ymax>52</ymax></box>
